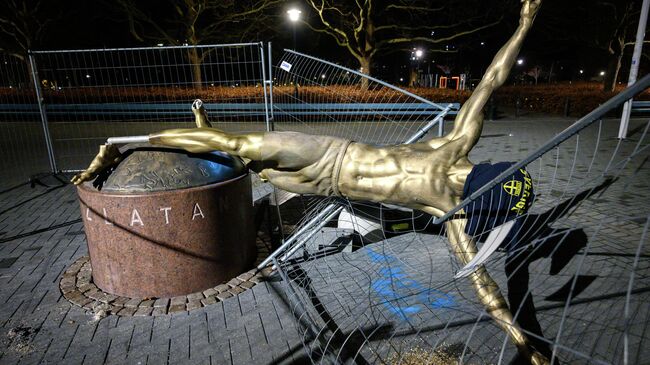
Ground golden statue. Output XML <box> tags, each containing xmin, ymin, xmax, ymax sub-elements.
<box><xmin>72</xmin><ymin>1</ymin><xmax>546</xmax><ymax>363</ymax></box>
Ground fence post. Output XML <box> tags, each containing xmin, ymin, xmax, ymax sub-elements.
<box><xmin>564</xmin><ymin>97</ymin><xmax>571</xmax><ymax>117</ymax></box>
<box><xmin>259</xmin><ymin>42</ymin><xmax>272</xmax><ymax>132</ymax></box>
<box><xmin>28</xmin><ymin>52</ymin><xmax>57</xmax><ymax>173</ymax></box>
<box><xmin>267</xmin><ymin>42</ymin><xmax>274</xmax><ymax>123</ymax></box>
<box><xmin>515</xmin><ymin>94</ymin><xmax>521</xmax><ymax>118</ymax></box>
<box><xmin>260</xmin><ymin>42</ymin><xmax>285</xmax><ymax>244</ymax></box>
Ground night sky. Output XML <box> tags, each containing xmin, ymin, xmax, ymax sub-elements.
<box><xmin>4</xmin><ymin>0</ymin><xmax>646</xmax><ymax>85</ymax></box>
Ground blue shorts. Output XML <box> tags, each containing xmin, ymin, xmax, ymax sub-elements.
<box><xmin>461</xmin><ymin>162</ymin><xmax>534</xmax><ymax>249</ymax></box>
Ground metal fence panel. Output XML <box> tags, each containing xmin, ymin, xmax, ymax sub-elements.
<box><xmin>0</xmin><ymin>55</ymin><xmax>51</xmax><ymax>189</ymax></box>
<box><xmin>271</xmin><ymin>49</ymin><xmax>457</xmax><ymax>145</ymax></box>
<box><xmin>31</xmin><ymin>43</ymin><xmax>268</xmax><ymax>171</ymax></box>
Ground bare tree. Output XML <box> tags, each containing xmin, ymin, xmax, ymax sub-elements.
<box><xmin>526</xmin><ymin>65</ymin><xmax>542</xmax><ymax>84</ymax></box>
<box><xmin>0</xmin><ymin>0</ymin><xmax>56</xmax><ymax>87</ymax></box>
<box><xmin>300</xmin><ymin>0</ymin><xmax>504</xmax><ymax>85</ymax></box>
<box><xmin>597</xmin><ymin>1</ymin><xmax>640</xmax><ymax>92</ymax></box>
<box><xmin>542</xmin><ymin>0</ymin><xmax>642</xmax><ymax>92</ymax></box>
<box><xmin>116</xmin><ymin>0</ymin><xmax>282</xmax><ymax>89</ymax></box>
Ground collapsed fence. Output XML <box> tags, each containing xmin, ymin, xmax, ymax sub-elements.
<box><xmin>268</xmin><ymin>57</ymin><xmax>650</xmax><ymax>364</ymax></box>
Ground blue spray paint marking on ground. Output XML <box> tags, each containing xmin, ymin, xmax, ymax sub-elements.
<box><xmin>367</xmin><ymin>248</ymin><xmax>455</xmax><ymax>321</ymax></box>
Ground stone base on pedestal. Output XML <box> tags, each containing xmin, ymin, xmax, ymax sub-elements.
<box><xmin>60</xmin><ymin>230</ymin><xmax>273</xmax><ymax>317</ymax></box>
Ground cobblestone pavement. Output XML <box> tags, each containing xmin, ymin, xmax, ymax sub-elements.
<box><xmin>0</xmin><ymin>116</ymin><xmax>648</xmax><ymax>364</ymax></box>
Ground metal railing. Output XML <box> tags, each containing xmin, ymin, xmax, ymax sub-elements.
<box><xmin>0</xmin><ymin>44</ymin><xmax>462</xmax><ymax>190</ymax></box>
<box><xmin>26</xmin><ymin>42</ymin><xmax>269</xmax><ymax>173</ymax></box>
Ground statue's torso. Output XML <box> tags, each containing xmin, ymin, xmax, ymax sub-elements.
<box><xmin>338</xmin><ymin>141</ymin><xmax>473</xmax><ymax>217</ymax></box>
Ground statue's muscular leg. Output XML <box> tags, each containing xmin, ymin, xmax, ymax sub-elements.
<box><xmin>446</xmin><ymin>219</ymin><xmax>548</xmax><ymax>365</ymax></box>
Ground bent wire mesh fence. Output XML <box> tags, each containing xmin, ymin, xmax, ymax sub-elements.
<box><xmin>28</xmin><ymin>43</ymin><xmax>269</xmax><ymax>173</ymax></box>
<box><xmin>270</xmin><ymin>50</ymin><xmax>650</xmax><ymax>364</ymax></box>
<box><xmin>258</xmin><ymin>50</ymin><xmax>459</xmax><ymax>262</ymax></box>
<box><xmin>0</xmin><ymin>54</ymin><xmax>52</xmax><ymax>189</ymax></box>
<box><xmin>270</xmin><ymin>49</ymin><xmax>458</xmax><ymax>144</ymax></box>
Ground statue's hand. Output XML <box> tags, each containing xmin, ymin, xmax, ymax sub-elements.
<box><xmin>71</xmin><ymin>144</ymin><xmax>122</xmax><ymax>185</ymax></box>
<box><xmin>192</xmin><ymin>99</ymin><xmax>212</xmax><ymax>128</ymax></box>
<box><xmin>521</xmin><ymin>0</ymin><xmax>541</xmax><ymax>20</ymax></box>
<box><xmin>192</xmin><ymin>99</ymin><xmax>203</xmax><ymax>112</ymax></box>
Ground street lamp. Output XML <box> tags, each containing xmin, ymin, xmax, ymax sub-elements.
<box><xmin>517</xmin><ymin>58</ymin><xmax>524</xmax><ymax>66</ymax></box>
<box><xmin>287</xmin><ymin>8</ymin><xmax>301</xmax><ymax>50</ymax></box>
<box><xmin>287</xmin><ymin>8</ymin><xmax>301</xmax><ymax>22</ymax></box>
<box><xmin>411</xmin><ymin>48</ymin><xmax>424</xmax><ymax>86</ymax></box>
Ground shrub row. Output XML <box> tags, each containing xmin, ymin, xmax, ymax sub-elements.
<box><xmin>1</xmin><ymin>82</ymin><xmax>648</xmax><ymax>116</ymax></box>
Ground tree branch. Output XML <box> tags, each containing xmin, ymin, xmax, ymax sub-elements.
<box><xmin>385</xmin><ymin>4</ymin><xmax>444</xmax><ymax>12</ymax></box>
<box><xmin>305</xmin><ymin>0</ymin><xmax>353</xmax><ymax>49</ymax></box>
<box><xmin>382</xmin><ymin>17</ymin><xmax>502</xmax><ymax>45</ymax></box>
<box><xmin>0</xmin><ymin>47</ymin><xmax>25</xmax><ymax>61</ymax></box>
<box><xmin>375</xmin><ymin>17</ymin><xmax>493</xmax><ymax>33</ymax></box>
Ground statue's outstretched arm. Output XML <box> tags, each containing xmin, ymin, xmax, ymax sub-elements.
<box><xmin>445</xmin><ymin>219</ymin><xmax>549</xmax><ymax>365</ymax></box>
<box><xmin>70</xmin><ymin>99</ymin><xmax>232</xmax><ymax>185</ymax></box>
<box><xmin>148</xmin><ymin>128</ymin><xmax>264</xmax><ymax>160</ymax></box>
<box><xmin>447</xmin><ymin>0</ymin><xmax>541</xmax><ymax>151</ymax></box>
<box><xmin>158</xmin><ymin>99</ymin><xmax>262</xmax><ymax>157</ymax></box>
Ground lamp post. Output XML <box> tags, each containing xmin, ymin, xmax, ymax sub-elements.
<box><xmin>410</xmin><ymin>48</ymin><xmax>423</xmax><ymax>86</ymax></box>
<box><xmin>619</xmin><ymin>0</ymin><xmax>650</xmax><ymax>139</ymax></box>
<box><xmin>287</xmin><ymin>8</ymin><xmax>301</xmax><ymax>51</ymax></box>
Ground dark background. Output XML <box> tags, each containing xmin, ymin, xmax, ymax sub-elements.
<box><xmin>0</xmin><ymin>0</ymin><xmax>646</xmax><ymax>87</ymax></box>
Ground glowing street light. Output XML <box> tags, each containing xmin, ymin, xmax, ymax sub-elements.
<box><xmin>579</xmin><ymin>69</ymin><xmax>584</xmax><ymax>74</ymax></box>
<box><xmin>517</xmin><ymin>59</ymin><xmax>524</xmax><ymax>66</ymax></box>
<box><xmin>286</xmin><ymin>8</ymin><xmax>302</xmax><ymax>50</ymax></box>
<box><xmin>599</xmin><ymin>71</ymin><xmax>606</xmax><ymax>76</ymax></box>
<box><xmin>287</xmin><ymin>8</ymin><xmax>301</xmax><ymax>22</ymax></box>
<box><xmin>415</xmin><ymin>49</ymin><xmax>423</xmax><ymax>59</ymax></box>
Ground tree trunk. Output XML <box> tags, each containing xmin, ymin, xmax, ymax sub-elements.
<box><xmin>187</xmin><ymin>48</ymin><xmax>203</xmax><ymax>90</ymax></box>
<box><xmin>359</xmin><ymin>57</ymin><xmax>371</xmax><ymax>90</ymax></box>
<box><xmin>603</xmin><ymin>41</ymin><xmax>623</xmax><ymax>92</ymax></box>
<box><xmin>24</xmin><ymin>55</ymin><xmax>35</xmax><ymax>90</ymax></box>
<box><xmin>408</xmin><ymin>67</ymin><xmax>418</xmax><ymax>87</ymax></box>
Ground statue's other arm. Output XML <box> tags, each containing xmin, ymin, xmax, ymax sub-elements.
<box><xmin>446</xmin><ymin>0</ymin><xmax>541</xmax><ymax>153</ymax></box>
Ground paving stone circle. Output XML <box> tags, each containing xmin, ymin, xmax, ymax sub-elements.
<box><xmin>60</xmin><ymin>231</ymin><xmax>275</xmax><ymax>316</ymax></box>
